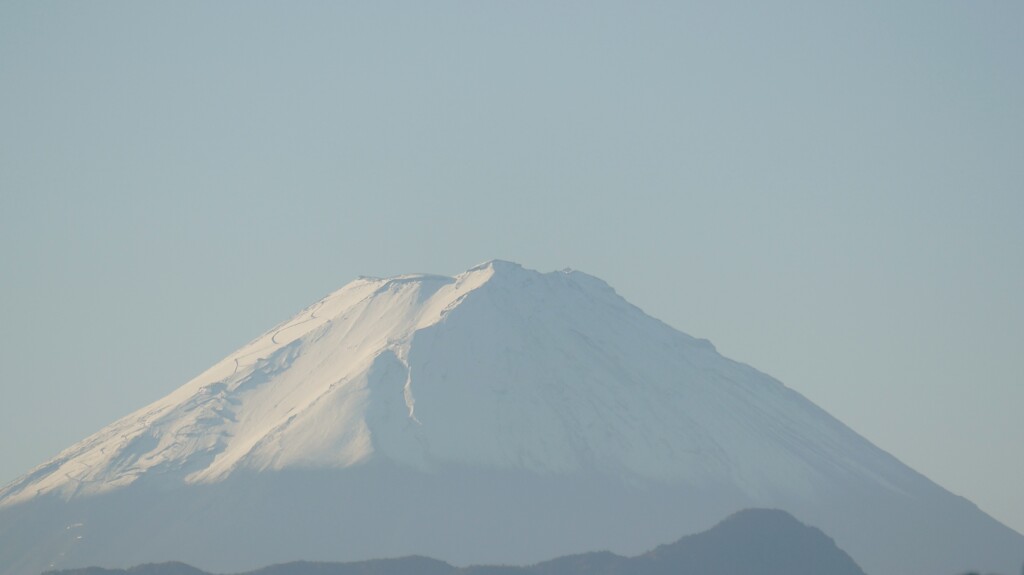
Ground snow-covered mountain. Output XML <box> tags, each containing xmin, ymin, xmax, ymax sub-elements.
<box><xmin>1</xmin><ymin>261</ymin><xmax>1021</xmax><ymax>575</ymax></box>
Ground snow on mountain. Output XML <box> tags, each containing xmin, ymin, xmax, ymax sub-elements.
<box><xmin>1</xmin><ymin>261</ymin><xmax>1021</xmax><ymax>575</ymax></box>
<box><xmin>0</xmin><ymin>261</ymin><xmax>902</xmax><ymax>504</ymax></box>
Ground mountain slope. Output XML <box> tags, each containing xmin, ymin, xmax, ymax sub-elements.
<box><xmin>43</xmin><ymin>509</ymin><xmax>865</xmax><ymax>575</ymax></box>
<box><xmin>1</xmin><ymin>261</ymin><xmax>1021</xmax><ymax>575</ymax></box>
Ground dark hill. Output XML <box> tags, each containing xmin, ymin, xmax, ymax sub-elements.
<box><xmin>637</xmin><ymin>508</ymin><xmax>865</xmax><ymax>575</ymax></box>
<box><xmin>44</xmin><ymin>508</ymin><xmax>864</xmax><ymax>575</ymax></box>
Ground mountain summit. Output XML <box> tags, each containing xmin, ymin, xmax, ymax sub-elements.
<box><xmin>1</xmin><ymin>261</ymin><xmax>1021</xmax><ymax>575</ymax></box>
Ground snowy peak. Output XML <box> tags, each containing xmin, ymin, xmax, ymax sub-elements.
<box><xmin>0</xmin><ymin>262</ymin><xmax>615</xmax><ymax>505</ymax></box>
<box><xmin>4</xmin><ymin>261</ymin><xmax>1023</xmax><ymax>575</ymax></box>
<box><xmin>460</xmin><ymin>260</ymin><xmax>617</xmax><ymax>300</ymax></box>
<box><xmin>1</xmin><ymin>262</ymin><xmax>916</xmax><ymax>510</ymax></box>
<box><xmin>466</xmin><ymin>258</ymin><xmax>524</xmax><ymax>273</ymax></box>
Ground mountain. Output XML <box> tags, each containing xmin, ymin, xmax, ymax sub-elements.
<box><xmin>1</xmin><ymin>261</ymin><xmax>1021</xmax><ymax>575</ymax></box>
<box><xmin>43</xmin><ymin>509</ymin><xmax>866</xmax><ymax>575</ymax></box>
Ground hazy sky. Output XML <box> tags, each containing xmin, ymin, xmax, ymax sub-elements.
<box><xmin>1</xmin><ymin>1</ymin><xmax>1022</xmax><ymax>534</ymax></box>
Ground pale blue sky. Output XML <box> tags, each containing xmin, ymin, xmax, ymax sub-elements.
<box><xmin>1</xmin><ymin>1</ymin><xmax>1022</xmax><ymax>533</ymax></box>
